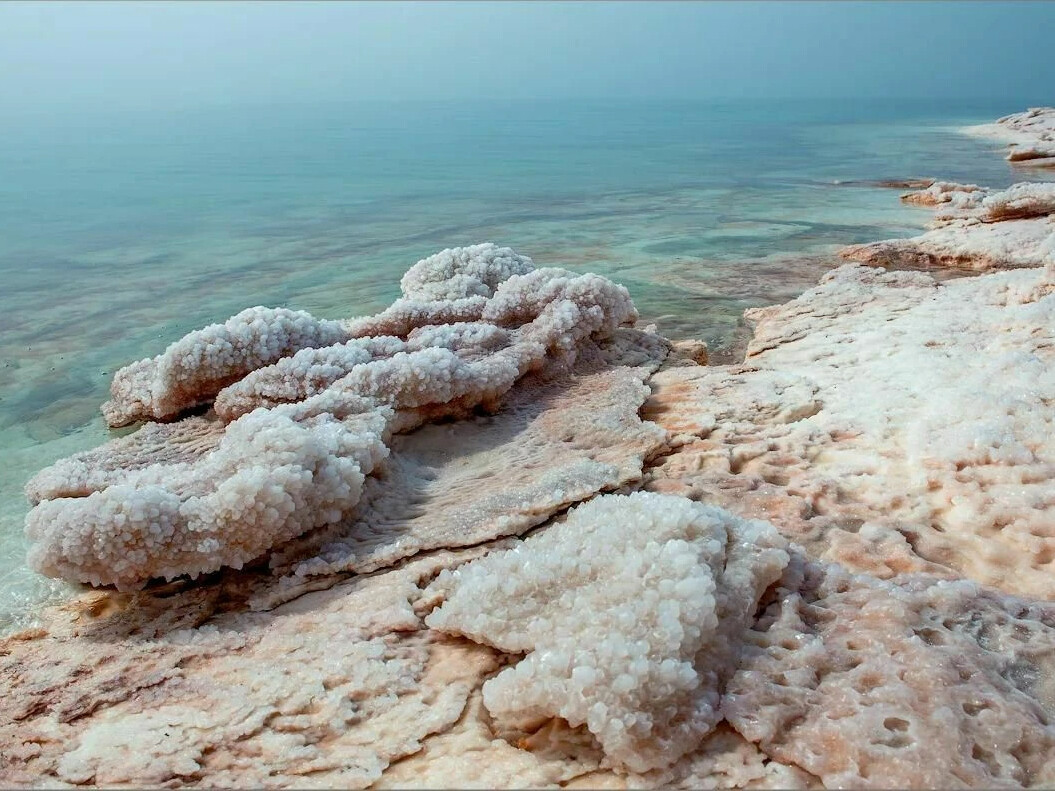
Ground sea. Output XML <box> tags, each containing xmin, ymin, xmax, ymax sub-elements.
<box><xmin>0</xmin><ymin>97</ymin><xmax>1040</xmax><ymax>630</ymax></box>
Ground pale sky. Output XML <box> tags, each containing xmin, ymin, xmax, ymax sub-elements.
<box><xmin>1</xmin><ymin>1</ymin><xmax>1053</xmax><ymax>114</ymax></box>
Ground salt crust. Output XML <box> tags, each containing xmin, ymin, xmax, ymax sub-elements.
<box><xmin>965</xmin><ymin>106</ymin><xmax>1055</xmax><ymax>167</ymax></box>
<box><xmin>725</xmin><ymin>552</ymin><xmax>1055</xmax><ymax>788</ymax></box>
<box><xmin>425</xmin><ymin>492</ymin><xmax>789</xmax><ymax>773</ymax></box>
<box><xmin>843</xmin><ymin>181</ymin><xmax>1055</xmax><ymax>271</ymax></box>
<box><xmin>0</xmin><ymin>546</ymin><xmax>511</xmax><ymax>788</ymax></box>
<box><xmin>25</xmin><ymin>245</ymin><xmax>639</xmax><ymax>589</ymax></box>
<box><xmin>645</xmin><ymin>262</ymin><xmax>1055</xmax><ymax>598</ymax></box>
<box><xmin>101</xmin><ymin>307</ymin><xmax>349</xmax><ymax>427</ymax></box>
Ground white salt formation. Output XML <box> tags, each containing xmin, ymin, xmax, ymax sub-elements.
<box><xmin>426</xmin><ymin>492</ymin><xmax>789</xmax><ymax>773</ymax></box>
<box><xmin>909</xmin><ymin>182</ymin><xmax>1055</xmax><ymax>225</ymax></box>
<box><xmin>725</xmin><ymin>554</ymin><xmax>1055</xmax><ymax>788</ymax></box>
<box><xmin>899</xmin><ymin>180</ymin><xmax>983</xmax><ymax>207</ymax></box>
<box><xmin>975</xmin><ymin>182</ymin><xmax>1055</xmax><ymax>222</ymax></box>
<box><xmin>101</xmin><ymin>307</ymin><xmax>349</xmax><ymax>427</ymax></box>
<box><xmin>10</xmin><ymin>109</ymin><xmax>1055</xmax><ymax>789</ymax></box>
<box><xmin>843</xmin><ymin>181</ymin><xmax>1055</xmax><ymax>270</ymax></box>
<box><xmin>965</xmin><ymin>106</ymin><xmax>1055</xmax><ymax>167</ymax></box>
<box><xmin>26</xmin><ymin>245</ymin><xmax>639</xmax><ymax>589</ymax></box>
<box><xmin>214</xmin><ymin>267</ymin><xmax>637</xmax><ymax>423</ymax></box>
<box><xmin>27</xmin><ymin>397</ymin><xmax>391</xmax><ymax>589</ymax></box>
<box><xmin>398</xmin><ymin>242</ymin><xmax>536</xmax><ymax>301</ymax></box>
<box><xmin>342</xmin><ymin>242</ymin><xmax>537</xmax><ymax>339</ymax></box>
<box><xmin>645</xmin><ymin>262</ymin><xmax>1055</xmax><ymax>599</ymax></box>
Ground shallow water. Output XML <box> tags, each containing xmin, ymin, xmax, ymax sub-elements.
<box><xmin>0</xmin><ymin>97</ymin><xmax>1037</xmax><ymax>628</ymax></box>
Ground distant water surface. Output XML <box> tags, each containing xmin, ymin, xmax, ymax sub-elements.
<box><xmin>0</xmin><ymin>97</ymin><xmax>1040</xmax><ymax>628</ymax></box>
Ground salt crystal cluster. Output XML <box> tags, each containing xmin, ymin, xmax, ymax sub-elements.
<box><xmin>27</xmin><ymin>397</ymin><xmax>391</xmax><ymax>589</ymax></box>
<box><xmin>425</xmin><ymin>492</ymin><xmax>789</xmax><ymax>773</ymax></box>
<box><xmin>214</xmin><ymin>267</ymin><xmax>637</xmax><ymax>423</ymax></box>
<box><xmin>398</xmin><ymin>243</ymin><xmax>535</xmax><ymax>301</ymax></box>
<box><xmin>343</xmin><ymin>243</ymin><xmax>536</xmax><ymax>338</ymax></box>
<box><xmin>102</xmin><ymin>307</ymin><xmax>349</xmax><ymax>427</ymax></box>
<box><xmin>25</xmin><ymin>245</ymin><xmax>638</xmax><ymax>589</ymax></box>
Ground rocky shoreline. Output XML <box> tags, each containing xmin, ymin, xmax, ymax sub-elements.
<box><xmin>2</xmin><ymin>109</ymin><xmax>1055</xmax><ymax>789</ymax></box>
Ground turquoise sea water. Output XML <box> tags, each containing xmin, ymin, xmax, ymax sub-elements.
<box><xmin>0</xmin><ymin>98</ymin><xmax>1038</xmax><ymax>628</ymax></box>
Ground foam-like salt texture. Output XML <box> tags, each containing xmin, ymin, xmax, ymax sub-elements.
<box><xmin>425</xmin><ymin>491</ymin><xmax>789</xmax><ymax>773</ymax></box>
<box><xmin>25</xmin><ymin>245</ymin><xmax>639</xmax><ymax>589</ymax></box>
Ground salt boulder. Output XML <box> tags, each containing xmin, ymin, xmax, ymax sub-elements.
<box><xmin>426</xmin><ymin>492</ymin><xmax>789</xmax><ymax>773</ymax></box>
<box><xmin>845</xmin><ymin>182</ymin><xmax>1055</xmax><ymax>271</ymax></box>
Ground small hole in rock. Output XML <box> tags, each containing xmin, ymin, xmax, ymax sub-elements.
<box><xmin>883</xmin><ymin>717</ymin><xmax>910</xmax><ymax>732</ymax></box>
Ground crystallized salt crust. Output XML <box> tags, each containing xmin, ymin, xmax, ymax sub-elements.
<box><xmin>25</xmin><ymin>244</ymin><xmax>641</xmax><ymax>589</ymax></box>
<box><xmin>965</xmin><ymin>106</ymin><xmax>1055</xmax><ymax>167</ymax></box>
<box><xmin>426</xmin><ymin>492</ymin><xmax>789</xmax><ymax>773</ymax></box>
<box><xmin>0</xmin><ymin>546</ymin><xmax>511</xmax><ymax>789</ymax></box>
<box><xmin>725</xmin><ymin>554</ymin><xmax>1055</xmax><ymax>788</ymax></box>
<box><xmin>26</xmin><ymin>398</ymin><xmax>391</xmax><ymax>588</ymax></box>
<box><xmin>843</xmin><ymin>181</ymin><xmax>1055</xmax><ymax>271</ymax></box>
<box><xmin>644</xmin><ymin>261</ymin><xmax>1055</xmax><ymax>599</ymax></box>
<box><xmin>101</xmin><ymin>307</ymin><xmax>349</xmax><ymax>427</ymax></box>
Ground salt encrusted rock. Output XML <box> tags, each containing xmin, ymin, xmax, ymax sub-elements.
<box><xmin>900</xmin><ymin>180</ymin><xmax>983</xmax><ymax>207</ymax></box>
<box><xmin>212</xmin><ymin>335</ymin><xmax>408</xmax><ymax>420</ymax></box>
<box><xmin>398</xmin><ymin>243</ymin><xmax>536</xmax><ymax>301</ymax></box>
<box><xmin>24</xmin><ymin>416</ymin><xmax>226</xmax><ymax>505</ymax></box>
<box><xmin>899</xmin><ymin>182</ymin><xmax>1055</xmax><ymax>225</ymax></box>
<box><xmin>274</xmin><ymin>332</ymin><xmax>668</xmax><ymax>581</ymax></box>
<box><xmin>842</xmin><ymin>181</ymin><xmax>1055</xmax><ymax>271</ymax></box>
<box><xmin>841</xmin><ymin>215</ymin><xmax>1055</xmax><ymax>271</ymax></box>
<box><xmin>101</xmin><ymin>307</ymin><xmax>349</xmax><ymax>427</ymax></box>
<box><xmin>214</xmin><ymin>268</ymin><xmax>638</xmax><ymax>423</ymax></box>
<box><xmin>0</xmin><ymin>546</ymin><xmax>512</xmax><ymax>789</ymax></box>
<box><xmin>26</xmin><ymin>247</ymin><xmax>641</xmax><ymax>590</ymax></box>
<box><xmin>644</xmin><ymin>263</ymin><xmax>1055</xmax><ymax>599</ymax></box>
<box><xmin>724</xmin><ymin>553</ymin><xmax>1055</xmax><ymax>788</ymax></box>
<box><xmin>965</xmin><ymin>107</ymin><xmax>1055</xmax><ymax>167</ymax></box>
<box><xmin>426</xmin><ymin>492</ymin><xmax>790</xmax><ymax>773</ymax></box>
<box><xmin>342</xmin><ymin>242</ymin><xmax>536</xmax><ymax>339</ymax></box>
<box><xmin>975</xmin><ymin>182</ymin><xmax>1055</xmax><ymax>223</ymax></box>
<box><xmin>26</xmin><ymin>398</ymin><xmax>391</xmax><ymax>589</ymax></box>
